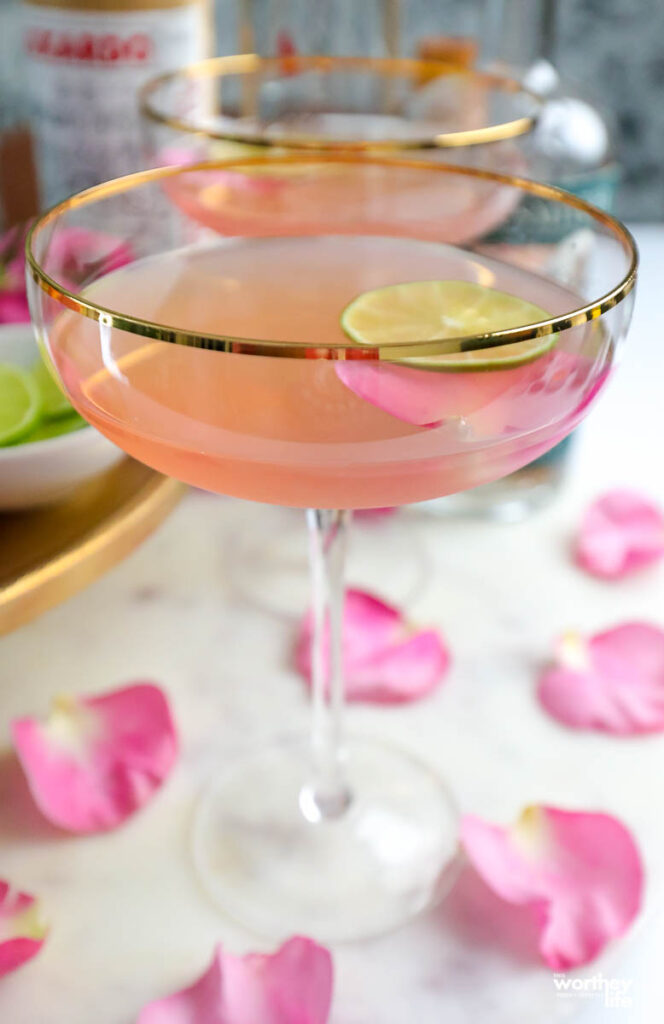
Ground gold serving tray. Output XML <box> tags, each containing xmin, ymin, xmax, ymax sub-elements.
<box><xmin>0</xmin><ymin>459</ymin><xmax>184</xmax><ymax>636</ymax></box>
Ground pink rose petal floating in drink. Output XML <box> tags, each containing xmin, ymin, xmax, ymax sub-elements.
<box><xmin>12</xmin><ymin>683</ymin><xmax>178</xmax><ymax>833</ymax></box>
<box><xmin>575</xmin><ymin>490</ymin><xmax>664</xmax><ymax>579</ymax></box>
<box><xmin>335</xmin><ymin>348</ymin><xmax>596</xmax><ymax>435</ymax></box>
<box><xmin>0</xmin><ymin>880</ymin><xmax>48</xmax><ymax>978</ymax></box>
<box><xmin>335</xmin><ymin>357</ymin><xmax>523</xmax><ymax>428</ymax></box>
<box><xmin>295</xmin><ymin>588</ymin><xmax>450</xmax><ymax>703</ymax></box>
<box><xmin>136</xmin><ymin>937</ymin><xmax>333</xmax><ymax>1024</ymax></box>
<box><xmin>335</xmin><ymin>361</ymin><xmax>450</xmax><ymax>427</ymax></box>
<box><xmin>461</xmin><ymin>806</ymin><xmax>643</xmax><ymax>970</ymax></box>
<box><xmin>538</xmin><ymin>623</ymin><xmax>664</xmax><ymax>735</ymax></box>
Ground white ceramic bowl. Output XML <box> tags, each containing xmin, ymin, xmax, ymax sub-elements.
<box><xmin>0</xmin><ymin>324</ymin><xmax>124</xmax><ymax>510</ymax></box>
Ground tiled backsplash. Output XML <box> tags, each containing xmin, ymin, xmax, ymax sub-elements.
<box><xmin>555</xmin><ymin>0</ymin><xmax>663</xmax><ymax>219</ymax></box>
<box><xmin>215</xmin><ymin>0</ymin><xmax>663</xmax><ymax>221</ymax></box>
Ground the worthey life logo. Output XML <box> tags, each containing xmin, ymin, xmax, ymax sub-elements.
<box><xmin>553</xmin><ymin>972</ymin><xmax>633</xmax><ymax>1009</ymax></box>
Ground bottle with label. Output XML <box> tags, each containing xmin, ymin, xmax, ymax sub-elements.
<box><xmin>22</xmin><ymin>0</ymin><xmax>212</xmax><ymax>210</ymax></box>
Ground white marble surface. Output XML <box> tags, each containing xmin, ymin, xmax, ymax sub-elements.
<box><xmin>1</xmin><ymin>227</ymin><xmax>663</xmax><ymax>1023</ymax></box>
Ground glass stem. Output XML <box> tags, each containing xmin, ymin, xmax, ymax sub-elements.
<box><xmin>301</xmin><ymin>508</ymin><xmax>352</xmax><ymax>823</ymax></box>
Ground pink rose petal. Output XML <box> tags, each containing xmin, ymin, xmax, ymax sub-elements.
<box><xmin>461</xmin><ymin>806</ymin><xmax>643</xmax><ymax>970</ymax></box>
<box><xmin>575</xmin><ymin>490</ymin><xmax>664</xmax><ymax>579</ymax></box>
<box><xmin>11</xmin><ymin>683</ymin><xmax>178</xmax><ymax>833</ymax></box>
<box><xmin>334</xmin><ymin>357</ymin><xmax>521</xmax><ymax>427</ymax></box>
<box><xmin>0</xmin><ymin>880</ymin><xmax>47</xmax><ymax>978</ymax></box>
<box><xmin>295</xmin><ymin>588</ymin><xmax>450</xmax><ymax>703</ymax></box>
<box><xmin>335</xmin><ymin>361</ymin><xmax>448</xmax><ymax>427</ymax></box>
<box><xmin>137</xmin><ymin>937</ymin><xmax>333</xmax><ymax>1024</ymax></box>
<box><xmin>538</xmin><ymin>623</ymin><xmax>664</xmax><ymax>735</ymax></box>
<box><xmin>335</xmin><ymin>347</ymin><xmax>595</xmax><ymax>433</ymax></box>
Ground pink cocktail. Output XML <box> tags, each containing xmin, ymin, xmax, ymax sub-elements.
<box><xmin>27</xmin><ymin>156</ymin><xmax>637</xmax><ymax>942</ymax></box>
<box><xmin>54</xmin><ymin>232</ymin><xmax>605</xmax><ymax>508</ymax></box>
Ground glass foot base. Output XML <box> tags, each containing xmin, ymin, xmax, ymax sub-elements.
<box><xmin>193</xmin><ymin>735</ymin><xmax>459</xmax><ymax>943</ymax></box>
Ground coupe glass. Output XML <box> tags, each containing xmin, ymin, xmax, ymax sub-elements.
<box><xmin>141</xmin><ymin>54</ymin><xmax>542</xmax><ymax>609</ymax></box>
<box><xmin>27</xmin><ymin>155</ymin><xmax>637</xmax><ymax>941</ymax></box>
<box><xmin>139</xmin><ymin>53</ymin><xmax>538</xmax><ymax>165</ymax></box>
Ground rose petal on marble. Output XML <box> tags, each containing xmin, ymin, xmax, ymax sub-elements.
<box><xmin>538</xmin><ymin>623</ymin><xmax>664</xmax><ymax>735</ymax></box>
<box><xmin>0</xmin><ymin>880</ymin><xmax>48</xmax><ymax>978</ymax></box>
<box><xmin>136</xmin><ymin>937</ymin><xmax>333</xmax><ymax>1024</ymax></box>
<box><xmin>461</xmin><ymin>806</ymin><xmax>643</xmax><ymax>970</ymax></box>
<box><xmin>295</xmin><ymin>588</ymin><xmax>450</xmax><ymax>703</ymax></box>
<box><xmin>11</xmin><ymin>683</ymin><xmax>178</xmax><ymax>833</ymax></box>
<box><xmin>575</xmin><ymin>490</ymin><xmax>664</xmax><ymax>579</ymax></box>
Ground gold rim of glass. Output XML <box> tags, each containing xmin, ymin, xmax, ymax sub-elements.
<box><xmin>26</xmin><ymin>154</ymin><xmax>638</xmax><ymax>362</ymax></box>
<box><xmin>139</xmin><ymin>53</ymin><xmax>540</xmax><ymax>150</ymax></box>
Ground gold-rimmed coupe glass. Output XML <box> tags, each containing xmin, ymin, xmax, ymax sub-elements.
<box><xmin>27</xmin><ymin>155</ymin><xmax>636</xmax><ymax>942</ymax></box>
<box><xmin>140</xmin><ymin>53</ymin><xmax>539</xmax><ymax>161</ymax></box>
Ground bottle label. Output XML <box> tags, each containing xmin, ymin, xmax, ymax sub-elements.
<box><xmin>486</xmin><ymin>163</ymin><xmax>621</xmax><ymax>246</ymax></box>
<box><xmin>22</xmin><ymin>3</ymin><xmax>207</xmax><ymax>207</ymax></box>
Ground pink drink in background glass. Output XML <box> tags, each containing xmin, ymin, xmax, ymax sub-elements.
<box><xmin>161</xmin><ymin>158</ymin><xmax>522</xmax><ymax>245</ymax></box>
<box><xmin>50</xmin><ymin>234</ymin><xmax>608</xmax><ymax>509</ymax></box>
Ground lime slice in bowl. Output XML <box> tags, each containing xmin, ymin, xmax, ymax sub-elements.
<box><xmin>31</xmin><ymin>357</ymin><xmax>73</xmax><ymax>420</ymax></box>
<box><xmin>341</xmin><ymin>280</ymin><xmax>556</xmax><ymax>370</ymax></box>
<box><xmin>0</xmin><ymin>363</ymin><xmax>42</xmax><ymax>446</ymax></box>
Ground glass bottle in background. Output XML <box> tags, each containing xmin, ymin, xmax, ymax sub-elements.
<box><xmin>21</xmin><ymin>0</ymin><xmax>214</xmax><ymax>218</ymax></box>
<box><xmin>423</xmin><ymin>0</ymin><xmax>620</xmax><ymax>521</ymax></box>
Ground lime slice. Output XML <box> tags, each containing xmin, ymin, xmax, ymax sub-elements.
<box><xmin>341</xmin><ymin>280</ymin><xmax>556</xmax><ymax>371</ymax></box>
<box><xmin>0</xmin><ymin>363</ymin><xmax>42</xmax><ymax>446</ymax></box>
<box><xmin>31</xmin><ymin>357</ymin><xmax>73</xmax><ymax>420</ymax></box>
<box><xmin>23</xmin><ymin>412</ymin><xmax>87</xmax><ymax>443</ymax></box>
